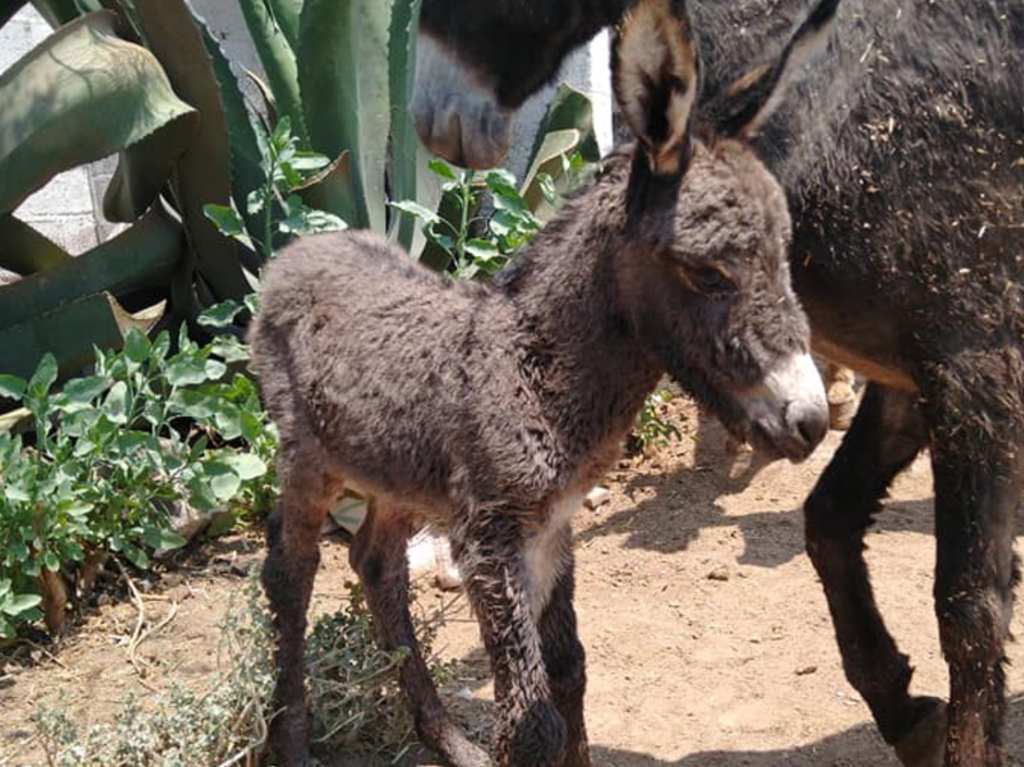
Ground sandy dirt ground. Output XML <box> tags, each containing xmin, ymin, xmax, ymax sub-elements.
<box><xmin>1</xmin><ymin>397</ymin><xmax>1022</xmax><ymax>766</ymax></box>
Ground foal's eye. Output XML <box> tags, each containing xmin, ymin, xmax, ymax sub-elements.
<box><xmin>689</xmin><ymin>266</ymin><xmax>735</xmax><ymax>296</ymax></box>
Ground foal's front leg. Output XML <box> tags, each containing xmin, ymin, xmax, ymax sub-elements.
<box><xmin>453</xmin><ymin>510</ymin><xmax>566</xmax><ymax>767</ymax></box>
<box><xmin>350</xmin><ymin>501</ymin><xmax>490</xmax><ymax>767</ymax></box>
<box><xmin>537</xmin><ymin>541</ymin><xmax>590</xmax><ymax>767</ymax></box>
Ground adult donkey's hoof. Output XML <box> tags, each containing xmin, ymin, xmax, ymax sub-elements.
<box><xmin>894</xmin><ymin>697</ymin><xmax>947</xmax><ymax>767</ymax></box>
<box><xmin>824</xmin><ymin>364</ymin><xmax>858</xmax><ymax>431</ymax></box>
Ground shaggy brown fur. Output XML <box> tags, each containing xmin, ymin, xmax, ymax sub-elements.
<box><xmin>415</xmin><ymin>0</ymin><xmax>1024</xmax><ymax>765</ymax></box>
<box><xmin>251</xmin><ymin>3</ymin><xmax>834</xmax><ymax>765</ymax></box>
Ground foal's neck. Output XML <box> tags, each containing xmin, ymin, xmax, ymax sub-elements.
<box><xmin>497</xmin><ymin>159</ymin><xmax>664</xmax><ymax>447</ymax></box>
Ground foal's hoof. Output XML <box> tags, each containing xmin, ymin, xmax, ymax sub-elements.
<box><xmin>419</xmin><ymin>715</ymin><xmax>492</xmax><ymax>767</ymax></box>
<box><xmin>506</xmin><ymin>700</ymin><xmax>567</xmax><ymax>767</ymax></box>
<box><xmin>894</xmin><ymin>697</ymin><xmax>947</xmax><ymax>767</ymax></box>
<box><xmin>439</xmin><ymin>727</ymin><xmax>492</xmax><ymax>767</ymax></box>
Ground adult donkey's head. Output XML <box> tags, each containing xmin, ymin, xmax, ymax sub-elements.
<box><xmin>413</xmin><ymin>0</ymin><xmax>624</xmax><ymax>167</ymax></box>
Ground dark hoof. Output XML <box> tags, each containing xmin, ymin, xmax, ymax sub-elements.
<box><xmin>416</xmin><ymin>712</ymin><xmax>492</xmax><ymax>767</ymax></box>
<box><xmin>271</xmin><ymin>752</ymin><xmax>309</xmax><ymax>767</ymax></box>
<box><xmin>563</xmin><ymin>743</ymin><xmax>593</xmax><ymax>767</ymax></box>
<box><xmin>894</xmin><ymin>697</ymin><xmax>947</xmax><ymax>767</ymax></box>
<box><xmin>506</xmin><ymin>700</ymin><xmax>567</xmax><ymax>767</ymax></box>
<box><xmin>269</xmin><ymin>712</ymin><xmax>311</xmax><ymax>767</ymax></box>
<box><xmin>269</xmin><ymin>742</ymin><xmax>310</xmax><ymax>767</ymax></box>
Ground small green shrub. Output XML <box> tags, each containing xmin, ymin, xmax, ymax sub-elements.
<box><xmin>393</xmin><ymin>160</ymin><xmax>546</xmax><ymax>280</ymax></box>
<box><xmin>204</xmin><ymin>116</ymin><xmax>346</xmax><ymax>263</ymax></box>
<box><xmin>631</xmin><ymin>389</ymin><xmax>683</xmax><ymax>455</ymax></box>
<box><xmin>0</xmin><ymin>322</ymin><xmax>277</xmax><ymax>638</ymax></box>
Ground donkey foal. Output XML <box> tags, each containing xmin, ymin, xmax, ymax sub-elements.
<box><xmin>251</xmin><ymin>2</ymin><xmax>836</xmax><ymax>765</ymax></box>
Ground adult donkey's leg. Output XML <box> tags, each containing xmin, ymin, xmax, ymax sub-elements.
<box><xmin>453</xmin><ymin>507</ymin><xmax>566</xmax><ymax>767</ymax></box>
<box><xmin>350</xmin><ymin>500</ymin><xmax>490</xmax><ymax>767</ymax></box>
<box><xmin>263</xmin><ymin>448</ymin><xmax>343</xmax><ymax>767</ymax></box>
<box><xmin>922</xmin><ymin>354</ymin><xmax>1022</xmax><ymax>767</ymax></box>
<box><xmin>804</xmin><ymin>384</ymin><xmax>946</xmax><ymax>766</ymax></box>
<box><xmin>537</xmin><ymin>539</ymin><xmax>590</xmax><ymax>767</ymax></box>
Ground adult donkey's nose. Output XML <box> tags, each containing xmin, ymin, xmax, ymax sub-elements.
<box><xmin>411</xmin><ymin>33</ymin><xmax>512</xmax><ymax>169</ymax></box>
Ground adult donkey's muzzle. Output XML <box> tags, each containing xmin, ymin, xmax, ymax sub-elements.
<box><xmin>411</xmin><ymin>33</ymin><xmax>513</xmax><ymax>169</ymax></box>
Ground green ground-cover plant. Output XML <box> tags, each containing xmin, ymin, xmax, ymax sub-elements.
<box><xmin>0</xmin><ymin>320</ymin><xmax>276</xmax><ymax>638</ymax></box>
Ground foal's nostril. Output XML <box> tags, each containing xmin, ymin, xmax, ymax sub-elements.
<box><xmin>792</xmin><ymin>400</ymin><xmax>829</xmax><ymax>449</ymax></box>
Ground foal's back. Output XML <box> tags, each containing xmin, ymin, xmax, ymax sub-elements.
<box><xmin>250</xmin><ymin>230</ymin><xmax>509</xmax><ymax>502</ymax></box>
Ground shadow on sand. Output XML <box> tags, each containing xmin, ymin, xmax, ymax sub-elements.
<box><xmin>587</xmin><ymin>690</ymin><xmax>1023</xmax><ymax>766</ymax></box>
<box><xmin>368</xmin><ymin>692</ymin><xmax>1024</xmax><ymax>766</ymax></box>
<box><xmin>578</xmin><ymin>415</ymin><xmax>944</xmax><ymax>569</ymax></box>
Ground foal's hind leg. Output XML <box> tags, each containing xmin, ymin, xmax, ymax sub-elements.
<box><xmin>350</xmin><ymin>500</ymin><xmax>491</xmax><ymax>767</ymax></box>
<box><xmin>922</xmin><ymin>355</ymin><xmax>1023</xmax><ymax>767</ymax></box>
<box><xmin>804</xmin><ymin>384</ymin><xmax>946</xmax><ymax>766</ymax></box>
<box><xmin>263</xmin><ymin>449</ymin><xmax>343</xmax><ymax>767</ymax></box>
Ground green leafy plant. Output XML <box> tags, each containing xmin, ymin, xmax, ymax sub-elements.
<box><xmin>392</xmin><ymin>161</ymin><xmax>545</xmax><ymax>280</ymax></box>
<box><xmin>0</xmin><ymin>576</ymin><xmax>43</xmax><ymax>640</ymax></box>
<box><xmin>0</xmin><ymin>322</ymin><xmax>276</xmax><ymax>637</ymax></box>
<box><xmin>204</xmin><ymin>115</ymin><xmax>346</xmax><ymax>264</ymax></box>
<box><xmin>0</xmin><ymin>1</ymin><xmax>604</xmax><ymax>382</ymax></box>
<box><xmin>0</xmin><ymin>9</ymin><xmax>205</xmax><ymax>381</ymax></box>
<box><xmin>631</xmin><ymin>388</ymin><xmax>683</xmax><ymax>455</ymax></box>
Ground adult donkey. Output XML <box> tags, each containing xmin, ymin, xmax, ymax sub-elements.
<box><xmin>413</xmin><ymin>1</ymin><xmax>1024</xmax><ymax>766</ymax></box>
<box><xmin>254</xmin><ymin>2</ymin><xmax>837</xmax><ymax>765</ymax></box>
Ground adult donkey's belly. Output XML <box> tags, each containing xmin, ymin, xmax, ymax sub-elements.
<box><xmin>791</xmin><ymin>252</ymin><xmax>919</xmax><ymax>394</ymax></box>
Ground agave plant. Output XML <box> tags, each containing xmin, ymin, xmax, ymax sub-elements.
<box><xmin>0</xmin><ymin>0</ymin><xmax>601</xmax><ymax>385</ymax></box>
<box><xmin>0</xmin><ymin>2</ymin><xmax>253</xmax><ymax>381</ymax></box>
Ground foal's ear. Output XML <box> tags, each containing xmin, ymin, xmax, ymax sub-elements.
<box><xmin>716</xmin><ymin>0</ymin><xmax>841</xmax><ymax>139</ymax></box>
<box><xmin>612</xmin><ymin>0</ymin><xmax>701</xmax><ymax>177</ymax></box>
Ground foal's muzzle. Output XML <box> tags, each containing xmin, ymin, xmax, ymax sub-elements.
<box><xmin>737</xmin><ymin>353</ymin><xmax>829</xmax><ymax>462</ymax></box>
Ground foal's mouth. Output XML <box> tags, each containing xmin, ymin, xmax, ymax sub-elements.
<box><xmin>735</xmin><ymin>353</ymin><xmax>829</xmax><ymax>463</ymax></box>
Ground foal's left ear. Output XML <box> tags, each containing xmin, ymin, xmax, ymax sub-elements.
<box><xmin>716</xmin><ymin>0</ymin><xmax>841</xmax><ymax>139</ymax></box>
<box><xmin>613</xmin><ymin>0</ymin><xmax>701</xmax><ymax>177</ymax></box>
